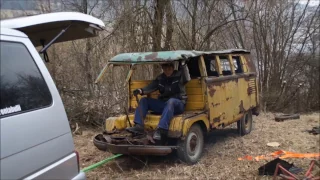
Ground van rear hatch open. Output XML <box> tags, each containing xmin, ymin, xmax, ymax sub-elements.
<box><xmin>0</xmin><ymin>12</ymin><xmax>105</xmax><ymax>47</ymax></box>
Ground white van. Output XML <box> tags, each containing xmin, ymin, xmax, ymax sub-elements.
<box><xmin>0</xmin><ymin>12</ymin><xmax>105</xmax><ymax>179</ymax></box>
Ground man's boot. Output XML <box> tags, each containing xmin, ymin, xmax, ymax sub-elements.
<box><xmin>126</xmin><ymin>124</ymin><xmax>144</xmax><ymax>135</ymax></box>
<box><xmin>153</xmin><ymin>128</ymin><xmax>168</xmax><ymax>141</ymax></box>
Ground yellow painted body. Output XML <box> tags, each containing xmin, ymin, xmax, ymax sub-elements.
<box><xmin>129</xmin><ymin>79</ymin><xmax>205</xmax><ymax>111</ymax></box>
<box><xmin>104</xmin><ymin>53</ymin><xmax>259</xmax><ymax>139</ymax></box>
<box><xmin>105</xmin><ymin>112</ymin><xmax>209</xmax><ymax>138</ymax></box>
<box><xmin>207</xmin><ymin>75</ymin><xmax>258</xmax><ymax>128</ymax></box>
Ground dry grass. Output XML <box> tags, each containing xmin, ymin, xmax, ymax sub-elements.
<box><xmin>73</xmin><ymin>113</ymin><xmax>320</xmax><ymax>180</ymax></box>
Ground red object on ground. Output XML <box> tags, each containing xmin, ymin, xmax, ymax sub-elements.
<box><xmin>273</xmin><ymin>160</ymin><xmax>320</xmax><ymax>180</ymax></box>
<box><xmin>238</xmin><ymin>150</ymin><xmax>320</xmax><ymax>161</ymax></box>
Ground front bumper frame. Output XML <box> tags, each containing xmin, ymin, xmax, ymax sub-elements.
<box><xmin>93</xmin><ymin>134</ymin><xmax>177</xmax><ymax>156</ymax></box>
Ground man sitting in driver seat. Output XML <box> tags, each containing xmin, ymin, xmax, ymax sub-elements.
<box><xmin>126</xmin><ymin>60</ymin><xmax>191</xmax><ymax>141</ymax></box>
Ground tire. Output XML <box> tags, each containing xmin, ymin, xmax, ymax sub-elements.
<box><xmin>274</xmin><ymin>114</ymin><xmax>300</xmax><ymax>122</ymax></box>
<box><xmin>177</xmin><ymin>124</ymin><xmax>204</xmax><ymax>165</ymax></box>
<box><xmin>237</xmin><ymin>110</ymin><xmax>253</xmax><ymax>136</ymax></box>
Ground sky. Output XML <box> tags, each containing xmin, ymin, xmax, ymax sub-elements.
<box><xmin>299</xmin><ymin>0</ymin><xmax>320</xmax><ymax>6</ymax></box>
<box><xmin>1</xmin><ymin>0</ymin><xmax>319</xmax><ymax>11</ymax></box>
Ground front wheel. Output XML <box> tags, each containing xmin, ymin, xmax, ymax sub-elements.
<box><xmin>177</xmin><ymin>124</ymin><xmax>204</xmax><ymax>164</ymax></box>
<box><xmin>237</xmin><ymin>110</ymin><xmax>253</xmax><ymax>136</ymax></box>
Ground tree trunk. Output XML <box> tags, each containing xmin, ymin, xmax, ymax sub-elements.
<box><xmin>152</xmin><ymin>0</ymin><xmax>168</xmax><ymax>77</ymax></box>
<box><xmin>164</xmin><ymin>0</ymin><xmax>173</xmax><ymax>50</ymax></box>
<box><xmin>152</xmin><ymin>0</ymin><xmax>166</xmax><ymax>51</ymax></box>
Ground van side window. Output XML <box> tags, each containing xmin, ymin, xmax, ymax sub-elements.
<box><xmin>232</xmin><ymin>56</ymin><xmax>243</xmax><ymax>73</ymax></box>
<box><xmin>0</xmin><ymin>41</ymin><xmax>52</xmax><ymax>117</ymax></box>
<box><xmin>219</xmin><ymin>56</ymin><xmax>232</xmax><ymax>75</ymax></box>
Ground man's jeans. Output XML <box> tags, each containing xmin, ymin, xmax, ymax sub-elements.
<box><xmin>134</xmin><ymin>97</ymin><xmax>185</xmax><ymax>130</ymax></box>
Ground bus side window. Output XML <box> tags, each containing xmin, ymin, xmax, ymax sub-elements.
<box><xmin>219</xmin><ymin>56</ymin><xmax>232</xmax><ymax>76</ymax></box>
<box><xmin>232</xmin><ymin>56</ymin><xmax>243</xmax><ymax>73</ymax></box>
<box><xmin>204</xmin><ymin>55</ymin><xmax>219</xmax><ymax>77</ymax></box>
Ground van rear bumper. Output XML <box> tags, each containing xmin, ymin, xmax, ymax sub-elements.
<box><xmin>72</xmin><ymin>171</ymin><xmax>86</xmax><ymax>180</ymax></box>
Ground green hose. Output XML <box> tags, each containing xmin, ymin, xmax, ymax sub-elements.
<box><xmin>81</xmin><ymin>154</ymin><xmax>123</xmax><ymax>173</ymax></box>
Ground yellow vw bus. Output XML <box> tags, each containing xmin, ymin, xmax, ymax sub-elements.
<box><xmin>94</xmin><ymin>49</ymin><xmax>260</xmax><ymax>164</ymax></box>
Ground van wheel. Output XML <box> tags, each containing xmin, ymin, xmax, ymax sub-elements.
<box><xmin>237</xmin><ymin>110</ymin><xmax>253</xmax><ymax>136</ymax></box>
<box><xmin>177</xmin><ymin>124</ymin><xmax>204</xmax><ymax>164</ymax></box>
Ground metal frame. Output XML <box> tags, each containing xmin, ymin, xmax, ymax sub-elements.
<box><xmin>273</xmin><ymin>160</ymin><xmax>320</xmax><ymax>180</ymax></box>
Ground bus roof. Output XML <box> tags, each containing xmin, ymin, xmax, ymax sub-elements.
<box><xmin>109</xmin><ymin>49</ymin><xmax>250</xmax><ymax>64</ymax></box>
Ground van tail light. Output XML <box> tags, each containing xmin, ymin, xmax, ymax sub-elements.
<box><xmin>74</xmin><ymin>150</ymin><xmax>80</xmax><ymax>172</ymax></box>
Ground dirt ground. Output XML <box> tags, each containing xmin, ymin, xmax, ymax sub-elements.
<box><xmin>73</xmin><ymin>112</ymin><xmax>320</xmax><ymax>180</ymax></box>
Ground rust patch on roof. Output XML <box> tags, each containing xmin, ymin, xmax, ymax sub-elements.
<box><xmin>145</xmin><ymin>52</ymin><xmax>158</xmax><ymax>60</ymax></box>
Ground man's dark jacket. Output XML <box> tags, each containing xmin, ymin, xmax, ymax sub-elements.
<box><xmin>140</xmin><ymin>64</ymin><xmax>191</xmax><ymax>104</ymax></box>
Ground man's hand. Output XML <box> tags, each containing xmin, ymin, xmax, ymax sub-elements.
<box><xmin>133</xmin><ymin>88</ymin><xmax>142</xmax><ymax>96</ymax></box>
<box><xmin>180</xmin><ymin>59</ymin><xmax>189</xmax><ymax>66</ymax></box>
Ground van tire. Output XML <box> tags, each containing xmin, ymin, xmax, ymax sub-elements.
<box><xmin>237</xmin><ymin>110</ymin><xmax>253</xmax><ymax>136</ymax></box>
<box><xmin>177</xmin><ymin>124</ymin><xmax>204</xmax><ymax>164</ymax></box>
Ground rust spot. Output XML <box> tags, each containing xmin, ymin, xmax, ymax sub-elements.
<box><xmin>239</xmin><ymin>100</ymin><xmax>245</xmax><ymax>113</ymax></box>
<box><xmin>145</xmin><ymin>52</ymin><xmax>158</xmax><ymax>60</ymax></box>
<box><xmin>213</xmin><ymin>117</ymin><xmax>221</xmax><ymax>123</ymax></box>
<box><xmin>208</xmin><ymin>86</ymin><xmax>216</xmax><ymax>97</ymax></box>
<box><xmin>212</xmin><ymin>102</ymin><xmax>220</xmax><ymax>107</ymax></box>
<box><xmin>168</xmin><ymin>130</ymin><xmax>182</xmax><ymax>138</ymax></box>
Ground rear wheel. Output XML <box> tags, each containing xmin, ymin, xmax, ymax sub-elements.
<box><xmin>237</xmin><ymin>110</ymin><xmax>253</xmax><ymax>136</ymax></box>
<box><xmin>177</xmin><ymin>124</ymin><xmax>204</xmax><ymax>164</ymax></box>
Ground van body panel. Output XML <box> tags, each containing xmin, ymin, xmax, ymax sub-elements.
<box><xmin>1</xmin><ymin>133</ymin><xmax>75</xmax><ymax>180</ymax></box>
<box><xmin>1</xmin><ymin>12</ymin><xmax>105</xmax><ymax>179</ymax></box>
<box><xmin>0</xmin><ymin>33</ymin><xmax>78</xmax><ymax>180</ymax></box>
<box><xmin>0</xmin><ymin>27</ymin><xmax>28</xmax><ymax>37</ymax></box>
<box><xmin>23</xmin><ymin>153</ymin><xmax>79</xmax><ymax>180</ymax></box>
<box><xmin>0</xmin><ymin>12</ymin><xmax>105</xmax><ymax>47</ymax></box>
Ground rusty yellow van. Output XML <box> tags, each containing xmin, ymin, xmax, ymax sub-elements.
<box><xmin>93</xmin><ymin>49</ymin><xmax>260</xmax><ymax>164</ymax></box>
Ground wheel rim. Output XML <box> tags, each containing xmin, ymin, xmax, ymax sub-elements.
<box><xmin>187</xmin><ymin>132</ymin><xmax>201</xmax><ymax>159</ymax></box>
